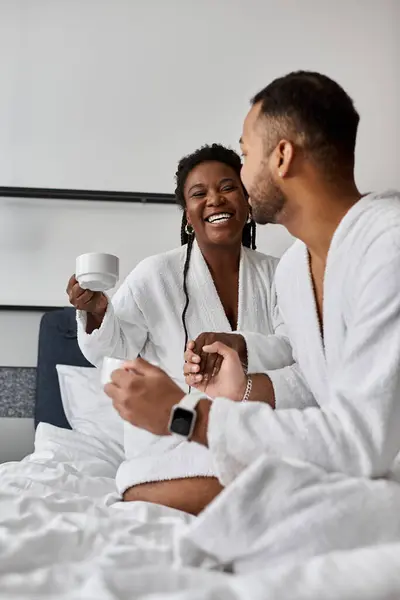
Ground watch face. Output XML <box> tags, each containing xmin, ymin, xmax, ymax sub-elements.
<box><xmin>170</xmin><ymin>407</ymin><xmax>193</xmax><ymax>437</ymax></box>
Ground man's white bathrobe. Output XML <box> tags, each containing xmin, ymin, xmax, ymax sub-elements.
<box><xmin>173</xmin><ymin>190</ymin><xmax>400</xmax><ymax>573</ymax></box>
<box><xmin>77</xmin><ymin>241</ymin><xmax>293</xmax><ymax>492</ymax></box>
<box><xmin>206</xmin><ymin>190</ymin><xmax>400</xmax><ymax>486</ymax></box>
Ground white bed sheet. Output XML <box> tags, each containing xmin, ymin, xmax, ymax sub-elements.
<box><xmin>1</xmin><ymin>423</ymin><xmax>400</xmax><ymax>600</ymax></box>
<box><xmin>0</xmin><ymin>423</ymin><xmax>197</xmax><ymax>598</ymax></box>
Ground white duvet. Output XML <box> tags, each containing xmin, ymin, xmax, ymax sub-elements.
<box><xmin>1</xmin><ymin>424</ymin><xmax>400</xmax><ymax>600</ymax></box>
<box><xmin>0</xmin><ymin>424</ymin><xmax>195</xmax><ymax>598</ymax></box>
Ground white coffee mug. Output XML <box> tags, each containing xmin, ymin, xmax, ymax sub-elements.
<box><xmin>76</xmin><ymin>252</ymin><xmax>119</xmax><ymax>292</ymax></box>
<box><xmin>101</xmin><ymin>356</ymin><xmax>126</xmax><ymax>386</ymax></box>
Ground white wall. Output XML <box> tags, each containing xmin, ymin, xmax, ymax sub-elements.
<box><xmin>0</xmin><ymin>419</ymin><xmax>34</xmax><ymax>463</ymax></box>
<box><xmin>0</xmin><ymin>310</ymin><xmax>41</xmax><ymax>462</ymax></box>
<box><xmin>0</xmin><ymin>0</ymin><xmax>399</xmax><ymax>193</ymax></box>
<box><xmin>0</xmin><ymin>196</ymin><xmax>292</xmax><ymax>307</ymax></box>
<box><xmin>0</xmin><ymin>0</ymin><xmax>398</xmax><ymax>307</ymax></box>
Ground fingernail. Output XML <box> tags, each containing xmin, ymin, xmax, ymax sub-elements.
<box><xmin>191</xmin><ymin>365</ymin><xmax>199</xmax><ymax>373</ymax></box>
<box><xmin>193</xmin><ymin>356</ymin><xmax>201</xmax><ymax>363</ymax></box>
<box><xmin>195</xmin><ymin>375</ymin><xmax>203</xmax><ymax>382</ymax></box>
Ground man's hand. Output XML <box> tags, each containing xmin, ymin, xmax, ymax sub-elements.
<box><xmin>104</xmin><ymin>358</ymin><xmax>184</xmax><ymax>436</ymax></box>
<box><xmin>187</xmin><ymin>341</ymin><xmax>247</xmax><ymax>401</ymax></box>
<box><xmin>184</xmin><ymin>332</ymin><xmax>247</xmax><ymax>387</ymax></box>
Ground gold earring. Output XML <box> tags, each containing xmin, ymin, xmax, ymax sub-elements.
<box><xmin>185</xmin><ymin>223</ymin><xmax>194</xmax><ymax>236</ymax></box>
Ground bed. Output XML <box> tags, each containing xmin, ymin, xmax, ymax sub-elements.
<box><xmin>0</xmin><ymin>308</ymin><xmax>198</xmax><ymax>598</ymax></box>
<box><xmin>0</xmin><ymin>309</ymin><xmax>400</xmax><ymax>599</ymax></box>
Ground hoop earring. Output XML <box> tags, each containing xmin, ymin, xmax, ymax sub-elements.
<box><xmin>185</xmin><ymin>223</ymin><xmax>194</xmax><ymax>236</ymax></box>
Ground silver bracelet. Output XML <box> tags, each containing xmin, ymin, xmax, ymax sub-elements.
<box><xmin>241</xmin><ymin>376</ymin><xmax>252</xmax><ymax>403</ymax></box>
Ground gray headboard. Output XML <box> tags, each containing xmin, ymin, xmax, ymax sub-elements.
<box><xmin>35</xmin><ymin>308</ymin><xmax>94</xmax><ymax>429</ymax></box>
<box><xmin>0</xmin><ymin>308</ymin><xmax>93</xmax><ymax>428</ymax></box>
<box><xmin>0</xmin><ymin>367</ymin><xmax>36</xmax><ymax>419</ymax></box>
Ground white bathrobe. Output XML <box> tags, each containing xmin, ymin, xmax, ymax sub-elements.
<box><xmin>171</xmin><ymin>190</ymin><xmax>400</xmax><ymax>574</ymax></box>
<box><xmin>77</xmin><ymin>241</ymin><xmax>293</xmax><ymax>492</ymax></box>
<box><xmin>206</xmin><ymin>190</ymin><xmax>400</xmax><ymax>486</ymax></box>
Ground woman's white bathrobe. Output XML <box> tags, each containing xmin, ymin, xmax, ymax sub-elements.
<box><xmin>77</xmin><ymin>241</ymin><xmax>293</xmax><ymax>492</ymax></box>
<box><xmin>205</xmin><ymin>190</ymin><xmax>400</xmax><ymax>486</ymax></box>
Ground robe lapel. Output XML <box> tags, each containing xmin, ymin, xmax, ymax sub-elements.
<box><xmin>188</xmin><ymin>241</ymin><xmax>233</xmax><ymax>334</ymax></box>
<box><xmin>293</xmin><ymin>246</ymin><xmax>328</xmax><ymax>400</ymax></box>
<box><xmin>236</xmin><ymin>248</ymin><xmax>262</xmax><ymax>333</ymax></box>
<box><xmin>187</xmin><ymin>242</ymin><xmax>264</xmax><ymax>339</ymax></box>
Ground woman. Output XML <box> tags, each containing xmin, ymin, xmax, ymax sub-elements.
<box><xmin>67</xmin><ymin>144</ymin><xmax>292</xmax><ymax>514</ymax></box>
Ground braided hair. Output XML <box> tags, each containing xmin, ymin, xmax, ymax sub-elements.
<box><xmin>175</xmin><ymin>144</ymin><xmax>257</xmax><ymax>353</ymax></box>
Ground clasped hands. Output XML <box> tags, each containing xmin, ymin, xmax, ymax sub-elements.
<box><xmin>104</xmin><ymin>332</ymin><xmax>248</xmax><ymax>437</ymax></box>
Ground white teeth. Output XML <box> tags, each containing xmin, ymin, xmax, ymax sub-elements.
<box><xmin>207</xmin><ymin>213</ymin><xmax>232</xmax><ymax>223</ymax></box>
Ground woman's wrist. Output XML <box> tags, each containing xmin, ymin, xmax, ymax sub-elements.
<box><xmin>247</xmin><ymin>374</ymin><xmax>275</xmax><ymax>407</ymax></box>
<box><xmin>85</xmin><ymin>298</ymin><xmax>108</xmax><ymax>334</ymax></box>
<box><xmin>234</xmin><ymin>335</ymin><xmax>248</xmax><ymax>369</ymax></box>
<box><xmin>91</xmin><ymin>293</ymin><xmax>108</xmax><ymax>317</ymax></box>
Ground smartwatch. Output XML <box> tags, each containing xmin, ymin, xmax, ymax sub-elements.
<box><xmin>168</xmin><ymin>392</ymin><xmax>207</xmax><ymax>440</ymax></box>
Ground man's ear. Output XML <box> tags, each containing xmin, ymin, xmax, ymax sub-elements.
<box><xmin>274</xmin><ymin>139</ymin><xmax>295</xmax><ymax>178</ymax></box>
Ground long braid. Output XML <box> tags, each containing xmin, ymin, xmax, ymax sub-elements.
<box><xmin>180</xmin><ymin>212</ymin><xmax>194</xmax><ymax>352</ymax></box>
<box><xmin>250</xmin><ymin>218</ymin><xmax>256</xmax><ymax>249</ymax></box>
<box><xmin>181</xmin><ymin>212</ymin><xmax>194</xmax><ymax>392</ymax></box>
<box><xmin>241</xmin><ymin>218</ymin><xmax>257</xmax><ymax>249</ymax></box>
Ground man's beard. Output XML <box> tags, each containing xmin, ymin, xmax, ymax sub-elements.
<box><xmin>248</xmin><ymin>167</ymin><xmax>286</xmax><ymax>225</ymax></box>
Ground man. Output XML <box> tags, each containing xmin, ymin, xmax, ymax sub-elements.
<box><xmin>105</xmin><ymin>71</ymin><xmax>400</xmax><ymax>487</ymax></box>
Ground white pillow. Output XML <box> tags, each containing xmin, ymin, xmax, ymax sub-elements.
<box><xmin>56</xmin><ymin>364</ymin><xmax>124</xmax><ymax>447</ymax></box>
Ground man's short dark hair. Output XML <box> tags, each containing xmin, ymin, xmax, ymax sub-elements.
<box><xmin>252</xmin><ymin>71</ymin><xmax>360</xmax><ymax>175</ymax></box>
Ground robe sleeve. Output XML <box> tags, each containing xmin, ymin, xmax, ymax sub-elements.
<box><xmin>76</xmin><ymin>272</ymin><xmax>148</xmax><ymax>368</ymax></box>
<box><xmin>267</xmin><ymin>362</ymin><xmax>318</xmax><ymax>409</ymax></box>
<box><xmin>237</xmin><ymin>280</ymin><xmax>294</xmax><ymax>372</ymax></box>
<box><xmin>208</xmin><ymin>235</ymin><xmax>400</xmax><ymax>485</ymax></box>
<box><xmin>238</xmin><ymin>282</ymin><xmax>316</xmax><ymax>409</ymax></box>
